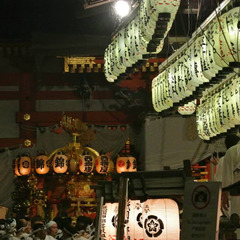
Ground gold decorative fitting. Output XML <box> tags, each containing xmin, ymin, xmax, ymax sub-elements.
<box><xmin>23</xmin><ymin>114</ymin><xmax>31</xmax><ymax>121</ymax></box>
<box><xmin>24</xmin><ymin>139</ymin><xmax>32</xmax><ymax>147</ymax></box>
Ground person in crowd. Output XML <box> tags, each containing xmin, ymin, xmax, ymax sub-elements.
<box><xmin>0</xmin><ymin>219</ymin><xmax>6</xmax><ymax>238</ymax></box>
<box><xmin>221</xmin><ymin>133</ymin><xmax>240</xmax><ymax>217</ymax></box>
<box><xmin>4</xmin><ymin>218</ymin><xmax>18</xmax><ymax>240</ymax></box>
<box><xmin>16</xmin><ymin>218</ymin><xmax>32</xmax><ymax>240</ymax></box>
<box><xmin>45</xmin><ymin>221</ymin><xmax>58</xmax><ymax>239</ymax></box>
<box><xmin>31</xmin><ymin>215</ymin><xmax>45</xmax><ymax>227</ymax></box>
<box><xmin>31</xmin><ymin>223</ymin><xmax>47</xmax><ymax>240</ymax></box>
<box><xmin>74</xmin><ymin>216</ymin><xmax>93</xmax><ymax>240</ymax></box>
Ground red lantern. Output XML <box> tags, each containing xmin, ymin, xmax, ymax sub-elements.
<box><xmin>53</xmin><ymin>153</ymin><xmax>69</xmax><ymax>174</ymax></box>
<box><xmin>35</xmin><ymin>154</ymin><xmax>50</xmax><ymax>174</ymax></box>
<box><xmin>116</xmin><ymin>156</ymin><xmax>137</xmax><ymax>173</ymax></box>
<box><xmin>95</xmin><ymin>155</ymin><xmax>110</xmax><ymax>174</ymax></box>
<box><xmin>79</xmin><ymin>155</ymin><xmax>94</xmax><ymax>173</ymax></box>
<box><xmin>18</xmin><ymin>155</ymin><xmax>31</xmax><ymax>175</ymax></box>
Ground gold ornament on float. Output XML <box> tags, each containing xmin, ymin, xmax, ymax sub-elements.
<box><xmin>49</xmin><ymin>115</ymin><xmax>99</xmax><ymax>175</ymax></box>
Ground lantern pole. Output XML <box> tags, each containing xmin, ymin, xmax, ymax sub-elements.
<box><xmin>116</xmin><ymin>177</ymin><xmax>129</xmax><ymax>240</ymax></box>
<box><xmin>94</xmin><ymin>196</ymin><xmax>104</xmax><ymax>240</ymax></box>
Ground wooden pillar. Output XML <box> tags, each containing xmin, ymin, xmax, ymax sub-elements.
<box><xmin>19</xmin><ymin>73</ymin><xmax>36</xmax><ymax>141</ymax></box>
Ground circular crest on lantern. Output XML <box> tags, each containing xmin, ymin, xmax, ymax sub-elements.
<box><xmin>35</xmin><ymin>152</ymin><xmax>50</xmax><ymax>175</ymax></box>
<box><xmin>53</xmin><ymin>152</ymin><xmax>69</xmax><ymax>174</ymax></box>
<box><xmin>116</xmin><ymin>156</ymin><xmax>137</xmax><ymax>173</ymax></box>
<box><xmin>144</xmin><ymin>215</ymin><xmax>164</xmax><ymax>238</ymax></box>
<box><xmin>16</xmin><ymin>153</ymin><xmax>32</xmax><ymax>176</ymax></box>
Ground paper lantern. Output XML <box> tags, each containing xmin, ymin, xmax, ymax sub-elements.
<box><xmin>53</xmin><ymin>152</ymin><xmax>69</xmax><ymax>174</ymax></box>
<box><xmin>142</xmin><ymin>199</ymin><xmax>180</xmax><ymax>240</ymax></box>
<box><xmin>95</xmin><ymin>155</ymin><xmax>110</xmax><ymax>174</ymax></box>
<box><xmin>18</xmin><ymin>155</ymin><xmax>32</xmax><ymax>176</ymax></box>
<box><xmin>79</xmin><ymin>155</ymin><xmax>94</xmax><ymax>173</ymax></box>
<box><xmin>35</xmin><ymin>154</ymin><xmax>50</xmax><ymax>174</ymax></box>
<box><xmin>126</xmin><ymin>200</ymin><xmax>144</xmax><ymax>240</ymax></box>
<box><xmin>13</xmin><ymin>157</ymin><xmax>21</xmax><ymax>176</ymax></box>
<box><xmin>177</xmin><ymin>101</ymin><xmax>196</xmax><ymax>115</ymax></box>
<box><xmin>101</xmin><ymin>203</ymin><xmax>118</xmax><ymax>240</ymax></box>
<box><xmin>116</xmin><ymin>156</ymin><xmax>137</xmax><ymax>174</ymax></box>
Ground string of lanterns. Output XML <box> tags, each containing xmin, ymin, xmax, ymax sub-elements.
<box><xmin>101</xmin><ymin>199</ymin><xmax>180</xmax><ymax>240</ymax></box>
<box><xmin>196</xmin><ymin>75</ymin><xmax>240</xmax><ymax>140</ymax></box>
<box><xmin>13</xmin><ymin>116</ymin><xmax>137</xmax><ymax>176</ymax></box>
<box><xmin>152</xmin><ymin>6</ymin><xmax>240</xmax><ymax>113</ymax></box>
<box><xmin>13</xmin><ymin>151</ymin><xmax>138</xmax><ymax>176</ymax></box>
<box><xmin>104</xmin><ymin>0</ymin><xmax>181</xmax><ymax>82</ymax></box>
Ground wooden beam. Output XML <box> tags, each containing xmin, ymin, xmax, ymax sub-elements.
<box><xmin>16</xmin><ymin>111</ymin><xmax>131</xmax><ymax>125</ymax></box>
<box><xmin>0</xmin><ymin>138</ymin><xmax>36</xmax><ymax>148</ymax></box>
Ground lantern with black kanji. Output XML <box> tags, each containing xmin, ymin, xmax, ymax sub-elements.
<box><xmin>53</xmin><ymin>152</ymin><xmax>69</xmax><ymax>174</ymax></box>
<box><xmin>79</xmin><ymin>154</ymin><xmax>94</xmax><ymax>173</ymax></box>
<box><xmin>101</xmin><ymin>202</ymin><xmax>118</xmax><ymax>240</ymax></box>
<box><xmin>116</xmin><ymin>156</ymin><xmax>137</xmax><ymax>174</ymax></box>
<box><xmin>35</xmin><ymin>152</ymin><xmax>50</xmax><ymax>175</ymax></box>
<box><xmin>18</xmin><ymin>154</ymin><xmax>32</xmax><ymax>176</ymax></box>
<box><xmin>95</xmin><ymin>154</ymin><xmax>110</xmax><ymax>174</ymax></box>
<box><xmin>13</xmin><ymin>157</ymin><xmax>21</xmax><ymax>176</ymax></box>
<box><xmin>126</xmin><ymin>200</ymin><xmax>143</xmax><ymax>240</ymax></box>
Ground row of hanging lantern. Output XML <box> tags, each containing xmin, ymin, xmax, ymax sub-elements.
<box><xmin>13</xmin><ymin>152</ymin><xmax>137</xmax><ymax>176</ymax></box>
<box><xmin>101</xmin><ymin>199</ymin><xmax>180</xmax><ymax>240</ymax></box>
<box><xmin>196</xmin><ymin>75</ymin><xmax>240</xmax><ymax>140</ymax></box>
<box><xmin>104</xmin><ymin>0</ymin><xmax>181</xmax><ymax>82</ymax></box>
<box><xmin>152</xmin><ymin>6</ymin><xmax>240</xmax><ymax>113</ymax></box>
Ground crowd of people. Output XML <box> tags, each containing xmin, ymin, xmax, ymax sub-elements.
<box><xmin>0</xmin><ymin>215</ymin><xmax>95</xmax><ymax>240</ymax></box>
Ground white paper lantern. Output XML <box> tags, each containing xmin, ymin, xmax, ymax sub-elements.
<box><xmin>142</xmin><ymin>199</ymin><xmax>180</xmax><ymax>240</ymax></box>
<box><xmin>101</xmin><ymin>203</ymin><xmax>118</xmax><ymax>240</ymax></box>
<box><xmin>177</xmin><ymin>101</ymin><xmax>196</xmax><ymax>115</ymax></box>
<box><xmin>126</xmin><ymin>200</ymin><xmax>144</xmax><ymax>240</ymax></box>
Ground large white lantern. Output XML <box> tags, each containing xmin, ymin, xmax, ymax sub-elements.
<box><xmin>142</xmin><ymin>199</ymin><xmax>180</xmax><ymax>240</ymax></box>
<box><xmin>101</xmin><ymin>203</ymin><xmax>118</xmax><ymax>240</ymax></box>
<box><xmin>126</xmin><ymin>200</ymin><xmax>144</xmax><ymax>240</ymax></box>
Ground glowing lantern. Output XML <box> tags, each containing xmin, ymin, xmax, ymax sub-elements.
<box><xmin>178</xmin><ymin>101</ymin><xmax>196</xmax><ymax>115</ymax></box>
<box><xmin>79</xmin><ymin>155</ymin><xmax>94</xmax><ymax>173</ymax></box>
<box><xmin>101</xmin><ymin>203</ymin><xmax>118</xmax><ymax>240</ymax></box>
<box><xmin>53</xmin><ymin>152</ymin><xmax>69</xmax><ymax>174</ymax></box>
<box><xmin>13</xmin><ymin>157</ymin><xmax>21</xmax><ymax>176</ymax></box>
<box><xmin>142</xmin><ymin>199</ymin><xmax>180</xmax><ymax>240</ymax></box>
<box><xmin>116</xmin><ymin>156</ymin><xmax>137</xmax><ymax>173</ymax></box>
<box><xmin>18</xmin><ymin>155</ymin><xmax>31</xmax><ymax>176</ymax></box>
<box><xmin>35</xmin><ymin>154</ymin><xmax>50</xmax><ymax>175</ymax></box>
<box><xmin>126</xmin><ymin>200</ymin><xmax>144</xmax><ymax>240</ymax></box>
<box><xmin>95</xmin><ymin>154</ymin><xmax>110</xmax><ymax>174</ymax></box>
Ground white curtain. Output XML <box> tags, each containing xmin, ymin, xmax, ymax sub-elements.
<box><xmin>144</xmin><ymin>116</ymin><xmax>213</xmax><ymax>170</ymax></box>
